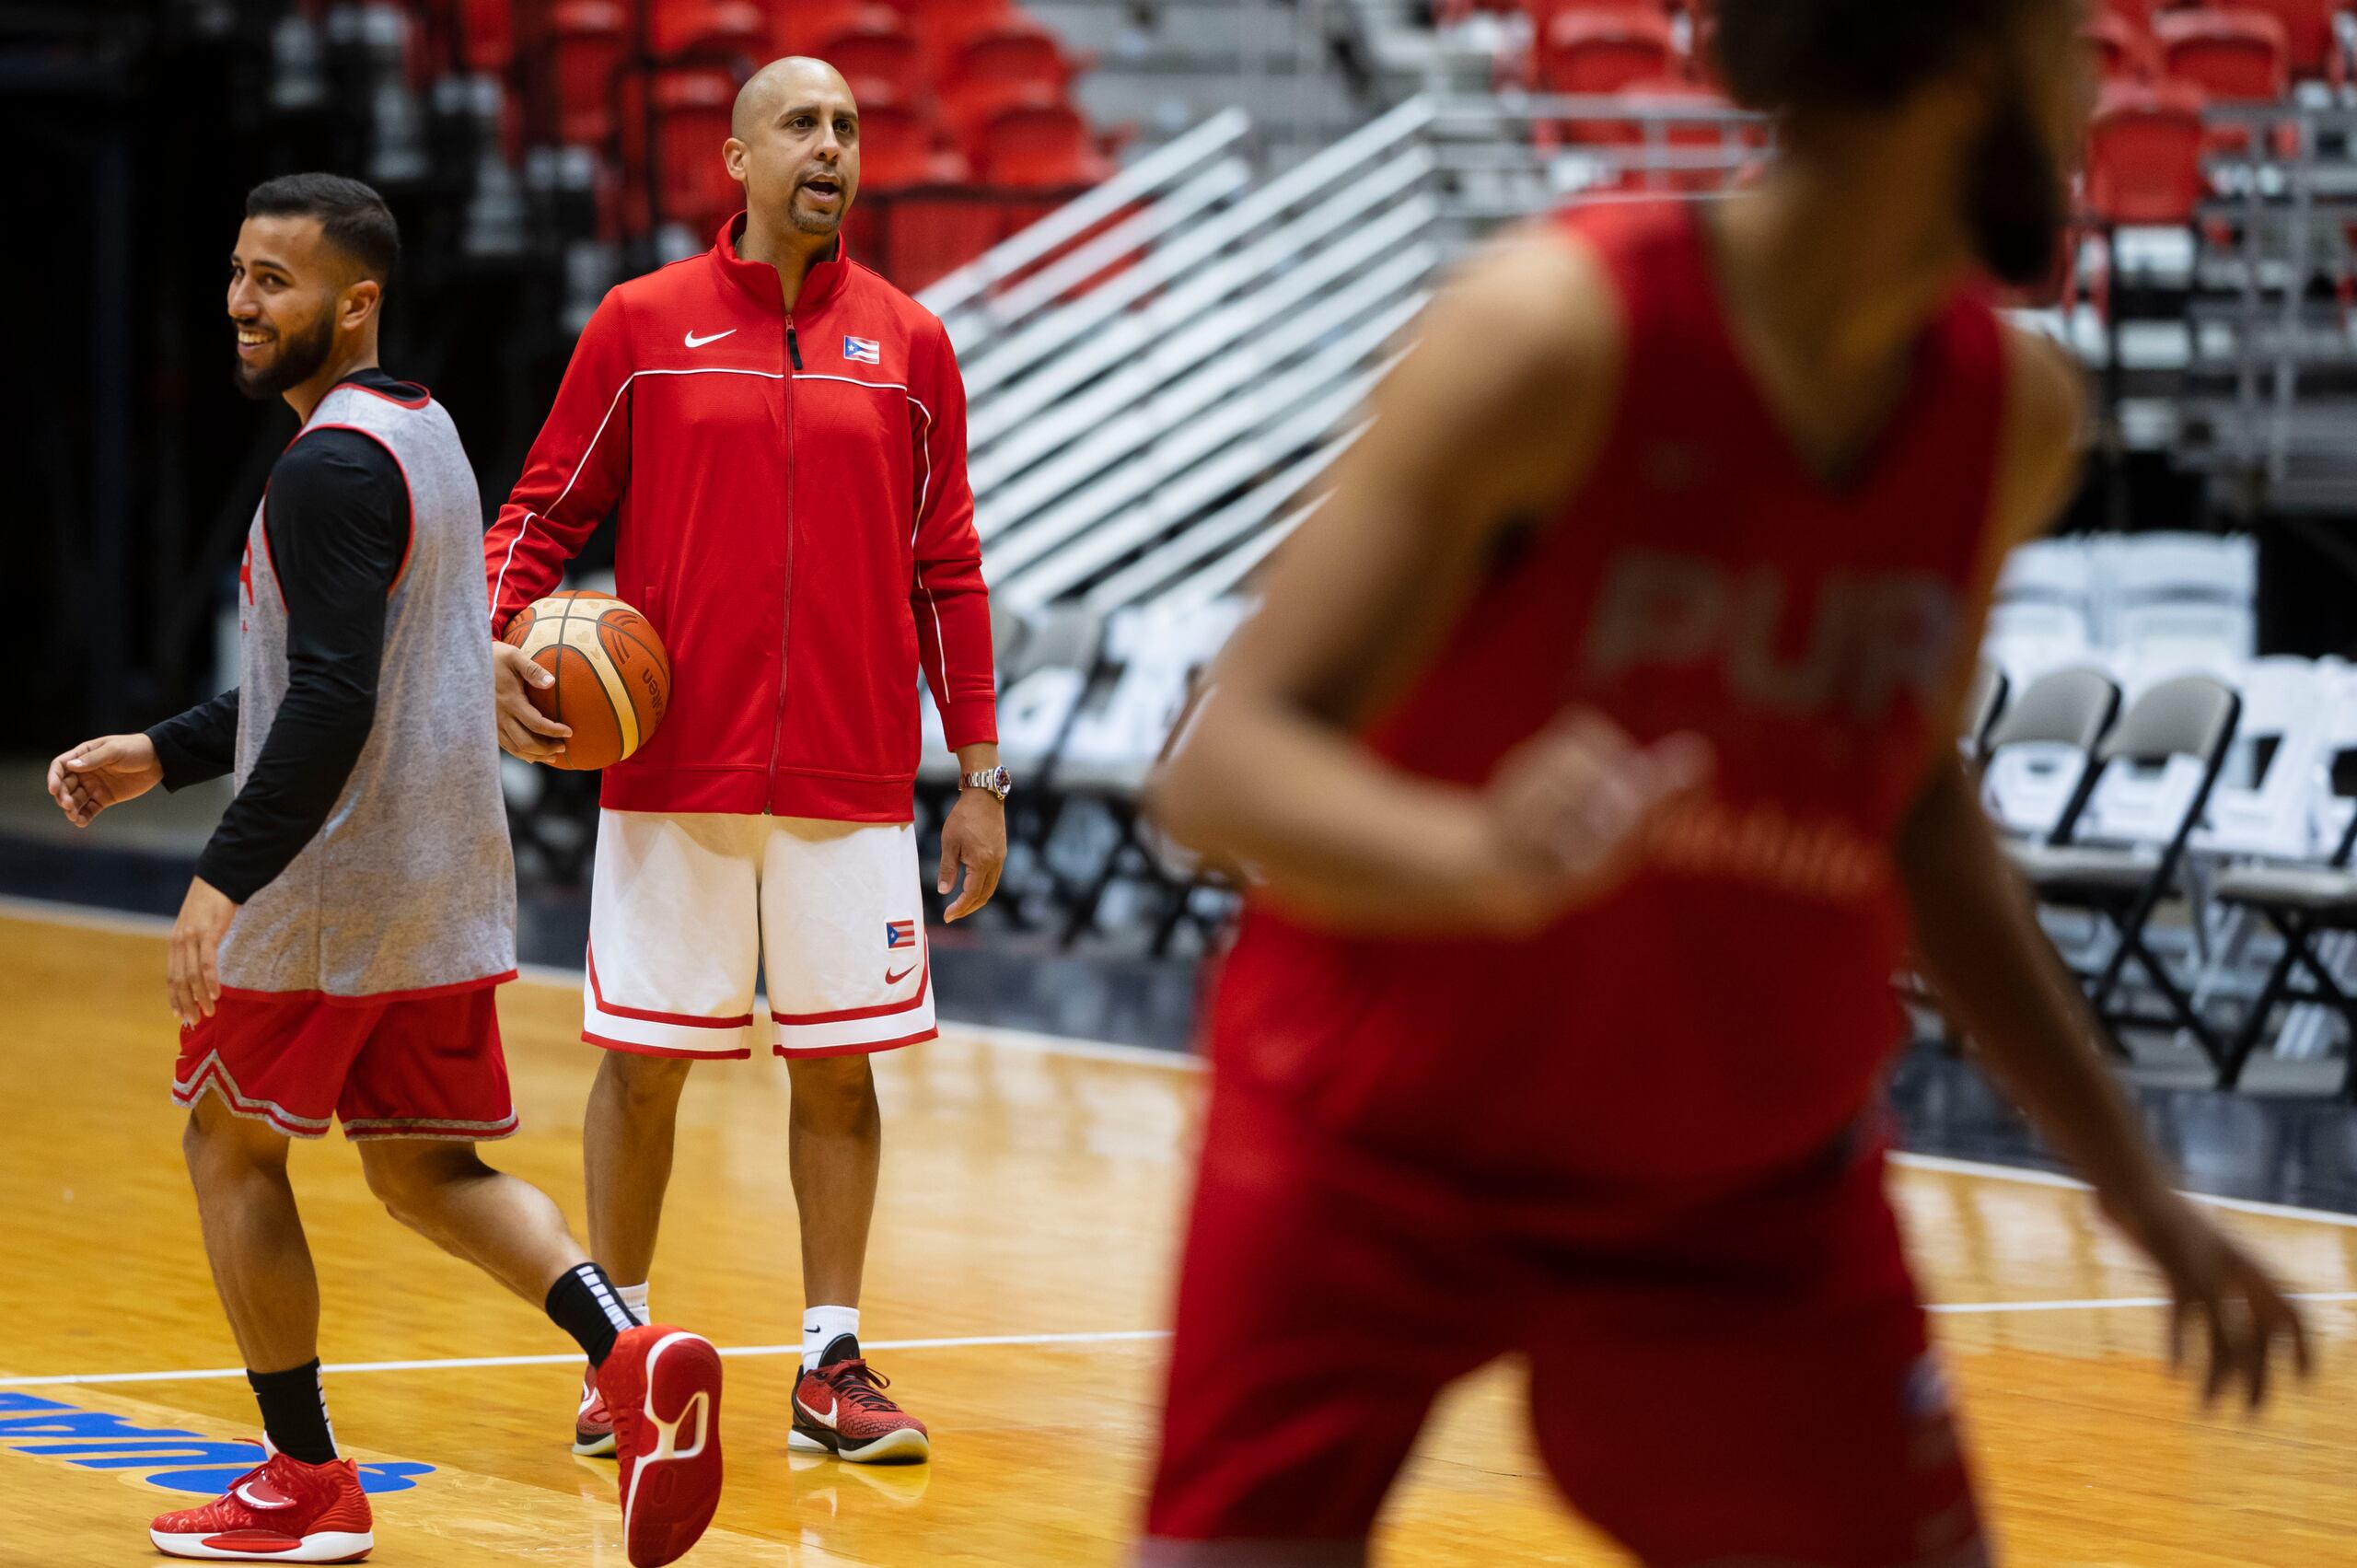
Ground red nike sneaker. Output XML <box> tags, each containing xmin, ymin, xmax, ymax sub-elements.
<box><xmin>149</xmin><ymin>1451</ymin><xmax>374</xmax><ymax>1562</ymax></box>
<box><xmin>596</xmin><ymin>1324</ymin><xmax>725</xmax><ymax>1568</ymax></box>
<box><xmin>575</xmin><ymin>1362</ymin><xmax>618</xmax><ymax>1458</ymax></box>
<box><xmin>790</xmin><ymin>1335</ymin><xmax>930</xmax><ymax>1464</ymax></box>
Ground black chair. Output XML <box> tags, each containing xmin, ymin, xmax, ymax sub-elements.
<box><xmin>2212</xmin><ymin>807</ymin><xmax>2357</xmax><ymax>1097</ymax></box>
<box><xmin>2008</xmin><ymin>674</ymin><xmax>2241</xmax><ymax>1072</ymax></box>
<box><xmin>1960</xmin><ymin>659</ymin><xmax>2010</xmax><ymax>771</ymax></box>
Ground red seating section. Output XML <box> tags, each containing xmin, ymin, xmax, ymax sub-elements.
<box><xmin>2085</xmin><ymin>78</ymin><xmax>2212</xmax><ymax>226</ymax></box>
<box><xmin>460</xmin><ymin>0</ymin><xmax>1113</xmax><ymax>290</ymax></box>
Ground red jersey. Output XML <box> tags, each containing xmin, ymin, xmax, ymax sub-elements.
<box><xmin>1208</xmin><ymin>200</ymin><xmax>2007</xmax><ymax>1202</ymax></box>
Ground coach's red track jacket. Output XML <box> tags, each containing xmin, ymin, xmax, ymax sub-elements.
<box><xmin>485</xmin><ymin>215</ymin><xmax>996</xmax><ymax>820</ymax></box>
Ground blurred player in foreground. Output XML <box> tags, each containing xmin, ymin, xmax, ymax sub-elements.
<box><xmin>1139</xmin><ymin>2</ymin><xmax>2308</xmax><ymax>1563</ymax></box>
<box><xmin>48</xmin><ymin>174</ymin><xmax>722</xmax><ymax>1567</ymax></box>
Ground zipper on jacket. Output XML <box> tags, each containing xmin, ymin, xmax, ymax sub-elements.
<box><xmin>766</xmin><ymin>314</ymin><xmax>798</xmax><ymax>807</ymax></box>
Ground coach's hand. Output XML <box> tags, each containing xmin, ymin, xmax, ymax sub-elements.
<box><xmin>168</xmin><ymin>877</ymin><xmax>240</xmax><ymax>1029</ymax></box>
<box><xmin>1469</xmin><ymin>713</ymin><xmax>1713</xmax><ymax>934</ymax></box>
<box><xmin>493</xmin><ymin>641</ymin><xmax>571</xmax><ymax>763</ymax></box>
<box><xmin>48</xmin><ymin>734</ymin><xmax>165</xmax><ymax>827</ymax></box>
<box><xmin>938</xmin><ymin>789</ymin><xmax>1006</xmax><ymax>922</ymax></box>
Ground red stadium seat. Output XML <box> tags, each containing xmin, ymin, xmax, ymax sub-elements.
<box><xmin>2085</xmin><ymin>11</ymin><xmax>2160</xmax><ymax>82</ymax></box>
<box><xmin>852</xmin><ymin>105</ymin><xmax>996</xmax><ymax>293</ymax></box>
<box><xmin>773</xmin><ymin>0</ymin><xmax>867</xmax><ymax>54</ymax></box>
<box><xmin>972</xmin><ymin>93</ymin><xmax>1112</xmax><ymax>189</ymax></box>
<box><xmin>652</xmin><ymin>0</ymin><xmax>770</xmax><ymax>59</ymax></box>
<box><xmin>2084</xmin><ymin>78</ymin><xmax>2210</xmax><ymax>226</ymax></box>
<box><xmin>2217</xmin><ymin>0</ymin><xmax>2348</xmax><ymax>81</ymax></box>
<box><xmin>552</xmin><ymin>0</ymin><xmax>633</xmax><ymax>146</ymax></box>
<box><xmin>939</xmin><ymin>16</ymin><xmax>1074</xmax><ymax>144</ymax></box>
<box><xmin>855</xmin><ymin>99</ymin><xmax>965</xmax><ymax>189</ymax></box>
<box><xmin>457</xmin><ymin>0</ymin><xmax>515</xmax><ymax>73</ymax></box>
<box><xmin>811</xmin><ymin>7</ymin><xmax>925</xmax><ymax>107</ymax></box>
<box><xmin>1536</xmin><ymin>8</ymin><xmax>1681</xmax><ymax>96</ymax></box>
<box><xmin>881</xmin><ymin>0</ymin><xmax>1015</xmax><ymax>40</ymax></box>
<box><xmin>621</xmin><ymin>66</ymin><xmax>743</xmax><ymax>235</ymax></box>
<box><xmin>2156</xmin><ymin>8</ymin><xmax>2291</xmax><ymax>153</ymax></box>
<box><xmin>2156</xmin><ymin>8</ymin><xmax>2291</xmax><ymax>100</ymax></box>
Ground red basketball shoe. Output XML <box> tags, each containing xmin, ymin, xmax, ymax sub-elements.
<box><xmin>574</xmin><ymin>1362</ymin><xmax>618</xmax><ymax>1457</ymax></box>
<box><xmin>789</xmin><ymin>1335</ymin><xmax>930</xmax><ymax>1464</ymax></box>
<box><xmin>149</xmin><ymin>1452</ymin><xmax>374</xmax><ymax>1562</ymax></box>
<box><xmin>596</xmin><ymin>1325</ymin><xmax>725</xmax><ymax>1567</ymax></box>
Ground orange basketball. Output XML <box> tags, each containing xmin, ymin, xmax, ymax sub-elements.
<box><xmin>503</xmin><ymin>591</ymin><xmax>671</xmax><ymax>771</ymax></box>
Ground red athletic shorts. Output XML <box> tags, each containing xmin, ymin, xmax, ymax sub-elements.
<box><xmin>1140</xmin><ymin>1082</ymin><xmax>1988</xmax><ymax>1568</ymax></box>
<box><xmin>171</xmin><ymin>982</ymin><xmax>519</xmax><ymax>1143</ymax></box>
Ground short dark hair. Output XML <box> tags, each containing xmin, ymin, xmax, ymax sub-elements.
<box><xmin>1714</xmin><ymin>0</ymin><xmax>2035</xmax><ymax>116</ymax></box>
<box><xmin>244</xmin><ymin>173</ymin><xmax>401</xmax><ymax>284</ymax></box>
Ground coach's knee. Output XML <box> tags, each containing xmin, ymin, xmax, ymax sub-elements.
<box><xmin>595</xmin><ymin>1049</ymin><xmax>694</xmax><ymax>1117</ymax></box>
<box><xmin>362</xmin><ymin>1142</ymin><xmax>489</xmax><ymax>1234</ymax></box>
<box><xmin>785</xmin><ymin>1054</ymin><xmax>878</xmax><ymax>1133</ymax></box>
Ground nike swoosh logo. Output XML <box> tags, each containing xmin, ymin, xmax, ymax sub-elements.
<box><xmin>684</xmin><ymin>328</ymin><xmax>737</xmax><ymax>348</ymax></box>
<box><xmin>799</xmin><ymin>1396</ymin><xmax>840</xmax><ymax>1432</ymax></box>
<box><xmin>235</xmin><ymin>1482</ymin><xmax>296</xmax><ymax>1510</ymax></box>
<box><xmin>885</xmin><ymin>965</ymin><xmax>916</xmax><ymax>985</ymax></box>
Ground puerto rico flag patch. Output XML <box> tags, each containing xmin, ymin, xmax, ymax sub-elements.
<box><xmin>844</xmin><ymin>335</ymin><xmax>882</xmax><ymax>365</ymax></box>
<box><xmin>886</xmin><ymin>919</ymin><xmax>917</xmax><ymax>950</ymax></box>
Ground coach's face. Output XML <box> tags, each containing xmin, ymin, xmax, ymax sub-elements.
<box><xmin>226</xmin><ymin>215</ymin><xmax>368</xmax><ymax>401</ymax></box>
<box><xmin>726</xmin><ymin>60</ymin><xmax>862</xmax><ymax>238</ymax></box>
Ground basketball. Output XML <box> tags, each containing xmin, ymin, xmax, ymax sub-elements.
<box><xmin>502</xmin><ymin>591</ymin><xmax>670</xmax><ymax>771</ymax></box>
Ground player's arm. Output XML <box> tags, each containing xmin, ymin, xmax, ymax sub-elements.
<box><xmin>148</xmin><ymin>690</ymin><xmax>242</xmax><ymax>788</ymax></box>
<box><xmin>44</xmin><ymin>688</ymin><xmax>240</xmax><ymax>828</ymax></box>
<box><xmin>167</xmin><ymin>432</ymin><xmax>404</xmax><ymax>1026</ymax></box>
<box><xmin>1147</xmin><ymin>234</ymin><xmax>1709</xmax><ymax>935</ymax></box>
<box><xmin>909</xmin><ymin>319</ymin><xmax>1004</xmax><ymax>920</ymax></box>
<box><xmin>485</xmin><ymin>291</ymin><xmax>640</xmax><ymax>761</ymax></box>
<box><xmin>1894</xmin><ymin>325</ymin><xmax>2308</xmax><ymax>1407</ymax></box>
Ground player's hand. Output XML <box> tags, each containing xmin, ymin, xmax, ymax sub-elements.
<box><xmin>1465</xmin><ymin>713</ymin><xmax>1713</xmax><ymax>934</ymax></box>
<box><xmin>48</xmin><ymin>733</ymin><xmax>165</xmax><ymax>827</ymax></box>
<box><xmin>167</xmin><ymin>877</ymin><xmax>240</xmax><ymax>1029</ymax></box>
<box><xmin>492</xmin><ymin>640</ymin><xmax>570</xmax><ymax>763</ymax></box>
<box><xmin>938</xmin><ymin>788</ymin><xmax>1007</xmax><ymax>922</ymax></box>
<box><xmin>2107</xmin><ymin>1183</ymin><xmax>2312</xmax><ymax>1411</ymax></box>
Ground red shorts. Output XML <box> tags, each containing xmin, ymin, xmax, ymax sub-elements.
<box><xmin>1141</xmin><ymin>1083</ymin><xmax>1988</xmax><ymax>1568</ymax></box>
<box><xmin>171</xmin><ymin>982</ymin><xmax>519</xmax><ymax>1143</ymax></box>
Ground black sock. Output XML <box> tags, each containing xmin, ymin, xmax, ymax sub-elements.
<box><xmin>547</xmin><ymin>1261</ymin><xmax>639</xmax><ymax>1367</ymax></box>
<box><xmin>247</xmin><ymin>1360</ymin><xmax>337</xmax><ymax>1465</ymax></box>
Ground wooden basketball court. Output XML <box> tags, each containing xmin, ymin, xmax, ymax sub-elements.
<box><xmin>5</xmin><ymin>904</ymin><xmax>2357</xmax><ymax>1566</ymax></box>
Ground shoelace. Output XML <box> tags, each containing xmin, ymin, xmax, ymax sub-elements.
<box><xmin>822</xmin><ymin>1359</ymin><xmax>899</xmax><ymax>1412</ymax></box>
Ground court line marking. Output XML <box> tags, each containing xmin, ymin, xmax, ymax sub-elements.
<box><xmin>12</xmin><ymin>895</ymin><xmax>2357</xmax><ymax>1229</ymax></box>
<box><xmin>10</xmin><ymin>1296</ymin><xmax>2357</xmax><ymax>1391</ymax></box>
<box><xmin>0</xmin><ymin>1330</ymin><xmax>1172</xmax><ymax>1389</ymax></box>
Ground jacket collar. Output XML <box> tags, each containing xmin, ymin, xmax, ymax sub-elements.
<box><xmin>713</xmin><ymin>212</ymin><xmax>851</xmax><ymax>315</ymax></box>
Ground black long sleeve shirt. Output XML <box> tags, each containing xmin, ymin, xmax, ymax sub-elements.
<box><xmin>146</xmin><ymin>368</ymin><xmax>422</xmax><ymax>904</ymax></box>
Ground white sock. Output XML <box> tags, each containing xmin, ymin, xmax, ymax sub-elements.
<box><xmin>617</xmin><ymin>1283</ymin><xmax>651</xmax><ymax>1327</ymax></box>
<box><xmin>802</xmin><ymin>1305</ymin><xmax>860</xmax><ymax>1368</ymax></box>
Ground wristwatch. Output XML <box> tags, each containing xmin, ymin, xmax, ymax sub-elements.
<box><xmin>962</xmin><ymin>765</ymin><xmax>1013</xmax><ymax>801</ymax></box>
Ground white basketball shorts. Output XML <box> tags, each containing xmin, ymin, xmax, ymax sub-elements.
<box><xmin>583</xmin><ymin>811</ymin><xmax>935</xmax><ymax>1061</ymax></box>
